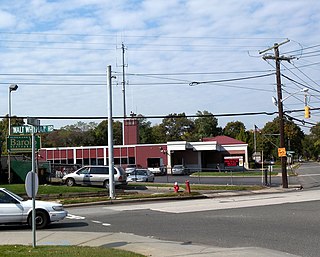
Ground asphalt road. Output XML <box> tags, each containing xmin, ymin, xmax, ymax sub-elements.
<box><xmin>36</xmin><ymin>185</ymin><xmax>319</xmax><ymax>257</ymax></box>
<box><xmin>4</xmin><ymin>162</ymin><xmax>318</xmax><ymax>257</ymax></box>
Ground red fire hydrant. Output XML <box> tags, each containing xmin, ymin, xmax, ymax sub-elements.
<box><xmin>185</xmin><ymin>180</ymin><xmax>191</xmax><ymax>193</ymax></box>
<box><xmin>174</xmin><ymin>182</ymin><xmax>179</xmax><ymax>193</ymax></box>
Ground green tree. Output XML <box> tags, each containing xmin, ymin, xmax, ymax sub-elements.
<box><xmin>260</xmin><ymin>117</ymin><xmax>304</xmax><ymax>160</ymax></box>
<box><xmin>223</xmin><ymin>121</ymin><xmax>246</xmax><ymax>139</ymax></box>
<box><xmin>159</xmin><ymin>113</ymin><xmax>195</xmax><ymax>141</ymax></box>
<box><xmin>137</xmin><ymin>115</ymin><xmax>154</xmax><ymax>144</ymax></box>
<box><xmin>194</xmin><ymin>110</ymin><xmax>222</xmax><ymax>140</ymax></box>
<box><xmin>0</xmin><ymin>116</ymin><xmax>24</xmax><ymax>153</ymax></box>
<box><xmin>93</xmin><ymin>120</ymin><xmax>122</xmax><ymax>146</ymax></box>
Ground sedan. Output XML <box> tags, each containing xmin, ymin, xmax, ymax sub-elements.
<box><xmin>127</xmin><ymin>169</ymin><xmax>155</xmax><ymax>182</ymax></box>
<box><xmin>172</xmin><ymin>165</ymin><xmax>188</xmax><ymax>175</ymax></box>
<box><xmin>0</xmin><ymin>188</ymin><xmax>68</xmax><ymax>229</ymax></box>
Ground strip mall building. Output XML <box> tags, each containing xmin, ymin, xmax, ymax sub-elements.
<box><xmin>39</xmin><ymin>118</ymin><xmax>249</xmax><ymax>172</ymax></box>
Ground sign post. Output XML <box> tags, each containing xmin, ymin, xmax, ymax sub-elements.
<box><xmin>27</xmin><ymin>118</ymin><xmax>40</xmax><ymax>248</ymax></box>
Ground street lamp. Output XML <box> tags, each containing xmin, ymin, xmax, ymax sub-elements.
<box><xmin>272</xmin><ymin>88</ymin><xmax>309</xmax><ymax>106</ymax></box>
<box><xmin>271</xmin><ymin>87</ymin><xmax>308</xmax><ymax>188</ymax></box>
<box><xmin>8</xmin><ymin>84</ymin><xmax>18</xmax><ymax>183</ymax></box>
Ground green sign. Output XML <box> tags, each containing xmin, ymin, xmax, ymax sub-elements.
<box><xmin>12</xmin><ymin>125</ymin><xmax>54</xmax><ymax>134</ymax></box>
<box><xmin>7</xmin><ymin>135</ymin><xmax>41</xmax><ymax>152</ymax></box>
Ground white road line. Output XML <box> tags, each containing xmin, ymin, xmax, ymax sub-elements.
<box><xmin>66</xmin><ymin>214</ymin><xmax>86</xmax><ymax>220</ymax></box>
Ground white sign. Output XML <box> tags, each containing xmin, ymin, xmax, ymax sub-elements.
<box><xmin>25</xmin><ymin>171</ymin><xmax>39</xmax><ymax>198</ymax></box>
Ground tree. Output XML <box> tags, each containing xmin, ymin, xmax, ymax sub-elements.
<box><xmin>93</xmin><ymin>120</ymin><xmax>122</xmax><ymax>146</ymax></box>
<box><xmin>159</xmin><ymin>113</ymin><xmax>195</xmax><ymax>141</ymax></box>
<box><xmin>194</xmin><ymin>110</ymin><xmax>222</xmax><ymax>140</ymax></box>
<box><xmin>305</xmin><ymin>122</ymin><xmax>320</xmax><ymax>160</ymax></box>
<box><xmin>223</xmin><ymin>121</ymin><xmax>246</xmax><ymax>139</ymax></box>
<box><xmin>260</xmin><ymin>117</ymin><xmax>304</xmax><ymax>160</ymax></box>
<box><xmin>137</xmin><ymin>115</ymin><xmax>154</xmax><ymax>144</ymax></box>
<box><xmin>0</xmin><ymin>116</ymin><xmax>24</xmax><ymax>153</ymax></box>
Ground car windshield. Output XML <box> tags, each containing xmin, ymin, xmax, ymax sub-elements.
<box><xmin>133</xmin><ymin>169</ymin><xmax>147</xmax><ymax>176</ymax></box>
<box><xmin>2</xmin><ymin>189</ymin><xmax>23</xmax><ymax>201</ymax></box>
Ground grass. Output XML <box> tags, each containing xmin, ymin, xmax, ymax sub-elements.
<box><xmin>0</xmin><ymin>245</ymin><xmax>145</xmax><ymax>257</ymax></box>
<box><xmin>0</xmin><ymin>183</ymin><xmax>265</xmax><ymax>205</ymax></box>
<box><xmin>2</xmin><ymin>184</ymin><xmax>104</xmax><ymax>195</ymax></box>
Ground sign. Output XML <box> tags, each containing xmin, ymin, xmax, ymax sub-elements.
<box><xmin>224</xmin><ymin>156</ymin><xmax>243</xmax><ymax>167</ymax></box>
<box><xmin>278</xmin><ymin>147</ymin><xmax>287</xmax><ymax>157</ymax></box>
<box><xmin>25</xmin><ymin>171</ymin><xmax>39</xmax><ymax>198</ymax></box>
<box><xmin>27</xmin><ymin>117</ymin><xmax>40</xmax><ymax>126</ymax></box>
<box><xmin>7</xmin><ymin>135</ymin><xmax>41</xmax><ymax>152</ymax></box>
<box><xmin>12</xmin><ymin>125</ymin><xmax>54</xmax><ymax>134</ymax></box>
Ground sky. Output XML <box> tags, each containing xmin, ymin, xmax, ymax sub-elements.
<box><xmin>0</xmin><ymin>0</ymin><xmax>320</xmax><ymax>134</ymax></box>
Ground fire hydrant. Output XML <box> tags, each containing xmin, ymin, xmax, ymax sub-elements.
<box><xmin>173</xmin><ymin>182</ymin><xmax>179</xmax><ymax>193</ymax></box>
<box><xmin>185</xmin><ymin>180</ymin><xmax>191</xmax><ymax>193</ymax></box>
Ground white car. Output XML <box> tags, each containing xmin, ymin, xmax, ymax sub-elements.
<box><xmin>0</xmin><ymin>188</ymin><xmax>68</xmax><ymax>229</ymax></box>
<box><xmin>127</xmin><ymin>169</ymin><xmax>155</xmax><ymax>182</ymax></box>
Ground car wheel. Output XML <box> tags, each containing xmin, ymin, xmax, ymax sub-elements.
<box><xmin>66</xmin><ymin>178</ymin><xmax>75</xmax><ymax>187</ymax></box>
<box><xmin>28</xmin><ymin>210</ymin><xmax>49</xmax><ymax>229</ymax></box>
<box><xmin>103</xmin><ymin>180</ymin><xmax>109</xmax><ymax>189</ymax></box>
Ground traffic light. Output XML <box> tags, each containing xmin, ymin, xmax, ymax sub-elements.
<box><xmin>304</xmin><ymin>106</ymin><xmax>310</xmax><ymax>118</ymax></box>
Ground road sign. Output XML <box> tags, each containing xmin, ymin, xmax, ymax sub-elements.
<box><xmin>278</xmin><ymin>147</ymin><xmax>287</xmax><ymax>157</ymax></box>
<box><xmin>12</xmin><ymin>125</ymin><xmax>54</xmax><ymax>134</ymax></box>
<box><xmin>25</xmin><ymin>171</ymin><xmax>39</xmax><ymax>198</ymax></box>
<box><xmin>7</xmin><ymin>135</ymin><xmax>41</xmax><ymax>152</ymax></box>
<box><xmin>27</xmin><ymin>117</ymin><xmax>40</xmax><ymax>126</ymax></box>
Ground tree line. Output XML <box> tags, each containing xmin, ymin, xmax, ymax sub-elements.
<box><xmin>1</xmin><ymin>110</ymin><xmax>319</xmax><ymax>162</ymax></box>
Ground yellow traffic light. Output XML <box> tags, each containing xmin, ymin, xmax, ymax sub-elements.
<box><xmin>304</xmin><ymin>106</ymin><xmax>310</xmax><ymax>118</ymax></box>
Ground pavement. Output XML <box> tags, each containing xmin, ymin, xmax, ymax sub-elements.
<box><xmin>0</xmin><ymin>185</ymin><xmax>304</xmax><ymax>257</ymax></box>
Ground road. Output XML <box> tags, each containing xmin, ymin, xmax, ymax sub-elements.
<box><xmin>51</xmin><ymin>188</ymin><xmax>319</xmax><ymax>257</ymax></box>
<box><xmin>4</xmin><ymin>162</ymin><xmax>319</xmax><ymax>257</ymax></box>
<box><xmin>295</xmin><ymin>161</ymin><xmax>320</xmax><ymax>189</ymax></box>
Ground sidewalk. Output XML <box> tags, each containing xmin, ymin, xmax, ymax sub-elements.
<box><xmin>0</xmin><ymin>230</ymin><xmax>301</xmax><ymax>257</ymax></box>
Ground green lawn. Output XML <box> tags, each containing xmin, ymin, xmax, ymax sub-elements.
<box><xmin>0</xmin><ymin>245</ymin><xmax>145</xmax><ymax>257</ymax></box>
<box><xmin>2</xmin><ymin>184</ymin><xmax>104</xmax><ymax>195</ymax></box>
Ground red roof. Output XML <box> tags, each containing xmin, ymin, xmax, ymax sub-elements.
<box><xmin>202</xmin><ymin>135</ymin><xmax>246</xmax><ymax>145</ymax></box>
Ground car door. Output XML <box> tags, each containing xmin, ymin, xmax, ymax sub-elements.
<box><xmin>89</xmin><ymin>167</ymin><xmax>109</xmax><ymax>186</ymax></box>
<box><xmin>75</xmin><ymin>167</ymin><xmax>90</xmax><ymax>185</ymax></box>
<box><xmin>0</xmin><ymin>191</ymin><xmax>23</xmax><ymax>224</ymax></box>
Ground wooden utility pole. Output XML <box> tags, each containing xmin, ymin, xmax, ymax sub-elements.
<box><xmin>260</xmin><ymin>39</ymin><xmax>292</xmax><ymax>188</ymax></box>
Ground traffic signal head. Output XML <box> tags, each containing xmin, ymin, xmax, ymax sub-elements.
<box><xmin>304</xmin><ymin>106</ymin><xmax>310</xmax><ymax>119</ymax></box>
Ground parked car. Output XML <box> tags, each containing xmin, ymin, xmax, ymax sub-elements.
<box><xmin>0</xmin><ymin>188</ymin><xmax>67</xmax><ymax>229</ymax></box>
<box><xmin>172</xmin><ymin>165</ymin><xmax>188</xmax><ymax>175</ymax></box>
<box><xmin>148</xmin><ymin>166</ymin><xmax>167</xmax><ymax>176</ymax></box>
<box><xmin>125</xmin><ymin>164</ymin><xmax>138</xmax><ymax>174</ymax></box>
<box><xmin>127</xmin><ymin>169</ymin><xmax>155</xmax><ymax>182</ymax></box>
<box><xmin>62</xmin><ymin>165</ymin><xmax>127</xmax><ymax>188</ymax></box>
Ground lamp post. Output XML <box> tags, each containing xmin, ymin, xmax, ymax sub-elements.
<box><xmin>271</xmin><ymin>87</ymin><xmax>308</xmax><ymax>188</ymax></box>
<box><xmin>8</xmin><ymin>84</ymin><xmax>18</xmax><ymax>184</ymax></box>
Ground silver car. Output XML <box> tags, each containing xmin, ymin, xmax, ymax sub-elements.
<box><xmin>172</xmin><ymin>165</ymin><xmax>188</xmax><ymax>175</ymax></box>
<box><xmin>127</xmin><ymin>169</ymin><xmax>155</xmax><ymax>182</ymax></box>
<box><xmin>0</xmin><ymin>188</ymin><xmax>67</xmax><ymax>229</ymax></box>
<box><xmin>62</xmin><ymin>165</ymin><xmax>127</xmax><ymax>188</ymax></box>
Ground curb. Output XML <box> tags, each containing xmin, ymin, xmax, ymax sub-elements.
<box><xmin>63</xmin><ymin>184</ymin><xmax>303</xmax><ymax>208</ymax></box>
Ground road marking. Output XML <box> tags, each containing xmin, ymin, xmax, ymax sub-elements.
<box><xmin>66</xmin><ymin>214</ymin><xmax>85</xmax><ymax>220</ymax></box>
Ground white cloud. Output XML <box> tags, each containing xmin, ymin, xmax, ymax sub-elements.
<box><xmin>0</xmin><ymin>0</ymin><xmax>319</xmax><ymax>132</ymax></box>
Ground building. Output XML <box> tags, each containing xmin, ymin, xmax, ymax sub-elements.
<box><xmin>38</xmin><ymin>118</ymin><xmax>249</xmax><ymax>174</ymax></box>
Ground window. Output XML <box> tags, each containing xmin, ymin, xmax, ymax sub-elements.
<box><xmin>90</xmin><ymin>167</ymin><xmax>108</xmax><ymax>175</ymax></box>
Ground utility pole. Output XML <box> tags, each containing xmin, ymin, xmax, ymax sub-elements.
<box><xmin>260</xmin><ymin>39</ymin><xmax>292</xmax><ymax>188</ymax></box>
<box><xmin>121</xmin><ymin>43</ymin><xmax>127</xmax><ymax>146</ymax></box>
